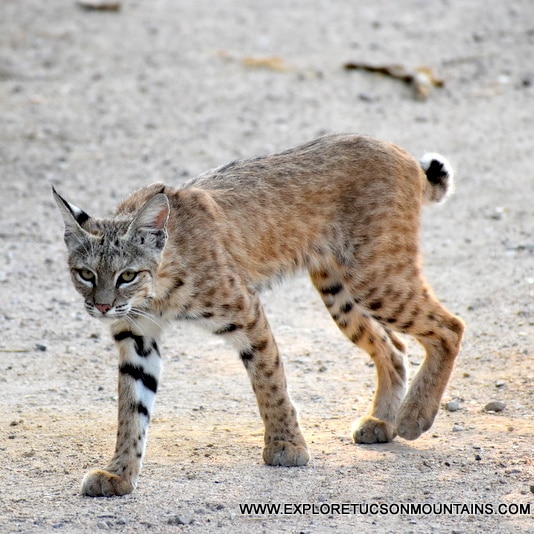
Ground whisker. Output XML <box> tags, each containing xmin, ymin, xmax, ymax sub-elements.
<box><xmin>129</xmin><ymin>308</ymin><xmax>162</xmax><ymax>329</ymax></box>
<box><xmin>124</xmin><ymin>314</ymin><xmax>147</xmax><ymax>336</ymax></box>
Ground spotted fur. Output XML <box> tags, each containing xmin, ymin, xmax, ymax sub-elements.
<box><xmin>54</xmin><ymin>133</ymin><xmax>464</xmax><ymax>496</ymax></box>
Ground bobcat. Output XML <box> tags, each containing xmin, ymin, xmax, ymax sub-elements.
<box><xmin>54</xmin><ymin>133</ymin><xmax>464</xmax><ymax>497</ymax></box>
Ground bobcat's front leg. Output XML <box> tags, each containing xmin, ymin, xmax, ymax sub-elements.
<box><xmin>81</xmin><ymin>318</ymin><xmax>162</xmax><ymax>497</ymax></box>
<box><xmin>218</xmin><ymin>295</ymin><xmax>309</xmax><ymax>467</ymax></box>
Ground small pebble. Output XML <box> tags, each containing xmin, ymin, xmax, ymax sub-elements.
<box><xmin>484</xmin><ymin>401</ymin><xmax>506</xmax><ymax>412</ymax></box>
<box><xmin>530</xmin><ymin>485</ymin><xmax>534</xmax><ymax>494</ymax></box>
<box><xmin>445</xmin><ymin>398</ymin><xmax>461</xmax><ymax>412</ymax></box>
<box><xmin>495</xmin><ymin>380</ymin><xmax>506</xmax><ymax>388</ymax></box>
<box><xmin>35</xmin><ymin>344</ymin><xmax>47</xmax><ymax>352</ymax></box>
<box><xmin>168</xmin><ymin>515</ymin><xmax>193</xmax><ymax>526</ymax></box>
<box><xmin>452</xmin><ymin>423</ymin><xmax>464</xmax><ymax>432</ymax></box>
<box><xmin>77</xmin><ymin>0</ymin><xmax>121</xmax><ymax>11</ymax></box>
<box><xmin>359</xmin><ymin>92</ymin><xmax>375</xmax><ymax>103</ymax></box>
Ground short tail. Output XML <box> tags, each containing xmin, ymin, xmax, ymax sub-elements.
<box><xmin>419</xmin><ymin>152</ymin><xmax>454</xmax><ymax>203</ymax></box>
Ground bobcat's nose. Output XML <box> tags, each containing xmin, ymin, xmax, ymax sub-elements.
<box><xmin>95</xmin><ymin>303</ymin><xmax>112</xmax><ymax>314</ymax></box>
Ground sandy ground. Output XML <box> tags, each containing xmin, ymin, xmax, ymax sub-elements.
<box><xmin>1</xmin><ymin>0</ymin><xmax>533</xmax><ymax>532</ymax></box>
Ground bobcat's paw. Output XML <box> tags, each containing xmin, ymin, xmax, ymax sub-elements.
<box><xmin>396</xmin><ymin>401</ymin><xmax>437</xmax><ymax>441</ymax></box>
<box><xmin>352</xmin><ymin>416</ymin><xmax>396</xmax><ymax>444</ymax></box>
<box><xmin>81</xmin><ymin>469</ymin><xmax>135</xmax><ymax>497</ymax></box>
<box><xmin>263</xmin><ymin>441</ymin><xmax>310</xmax><ymax>467</ymax></box>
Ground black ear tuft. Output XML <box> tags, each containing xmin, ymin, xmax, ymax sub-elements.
<box><xmin>52</xmin><ymin>186</ymin><xmax>91</xmax><ymax>227</ymax></box>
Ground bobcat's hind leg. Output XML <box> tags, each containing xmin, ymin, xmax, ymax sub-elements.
<box><xmin>351</xmin><ymin>328</ymin><xmax>407</xmax><ymax>444</ymax></box>
<box><xmin>394</xmin><ymin>293</ymin><xmax>464</xmax><ymax>440</ymax></box>
<box><xmin>358</xmin><ymin>269</ymin><xmax>464</xmax><ymax>441</ymax></box>
<box><xmin>310</xmin><ymin>271</ymin><xmax>407</xmax><ymax>444</ymax></box>
<box><xmin>81</xmin><ymin>316</ymin><xmax>163</xmax><ymax>497</ymax></box>
<box><xmin>213</xmin><ymin>293</ymin><xmax>309</xmax><ymax>467</ymax></box>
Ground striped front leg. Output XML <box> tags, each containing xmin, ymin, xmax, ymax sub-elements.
<box><xmin>81</xmin><ymin>318</ymin><xmax>162</xmax><ymax>497</ymax></box>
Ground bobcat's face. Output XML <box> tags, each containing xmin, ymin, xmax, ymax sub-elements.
<box><xmin>72</xmin><ymin>266</ymin><xmax>152</xmax><ymax>320</ymax></box>
<box><xmin>53</xmin><ymin>187</ymin><xmax>169</xmax><ymax>320</ymax></box>
<box><xmin>67</xmin><ymin>228</ymin><xmax>158</xmax><ymax>320</ymax></box>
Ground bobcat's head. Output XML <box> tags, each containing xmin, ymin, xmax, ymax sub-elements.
<box><xmin>53</xmin><ymin>187</ymin><xmax>169</xmax><ymax>320</ymax></box>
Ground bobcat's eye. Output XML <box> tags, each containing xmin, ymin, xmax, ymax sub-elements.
<box><xmin>118</xmin><ymin>270</ymin><xmax>138</xmax><ymax>285</ymax></box>
<box><xmin>78</xmin><ymin>269</ymin><xmax>95</xmax><ymax>282</ymax></box>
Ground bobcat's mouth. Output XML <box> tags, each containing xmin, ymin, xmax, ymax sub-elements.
<box><xmin>84</xmin><ymin>301</ymin><xmax>131</xmax><ymax>319</ymax></box>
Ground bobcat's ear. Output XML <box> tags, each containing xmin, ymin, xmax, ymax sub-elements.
<box><xmin>126</xmin><ymin>193</ymin><xmax>169</xmax><ymax>251</ymax></box>
<box><xmin>52</xmin><ymin>186</ymin><xmax>91</xmax><ymax>227</ymax></box>
<box><xmin>52</xmin><ymin>186</ymin><xmax>92</xmax><ymax>245</ymax></box>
